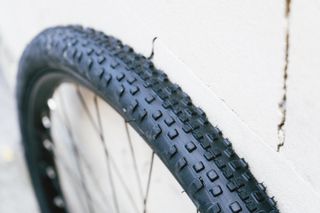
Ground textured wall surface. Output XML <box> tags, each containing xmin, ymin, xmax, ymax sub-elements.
<box><xmin>0</xmin><ymin>68</ymin><xmax>38</xmax><ymax>212</ymax></box>
<box><xmin>0</xmin><ymin>0</ymin><xmax>320</xmax><ymax>212</ymax></box>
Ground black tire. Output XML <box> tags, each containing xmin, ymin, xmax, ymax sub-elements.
<box><xmin>17</xmin><ymin>26</ymin><xmax>279</xmax><ymax>213</ymax></box>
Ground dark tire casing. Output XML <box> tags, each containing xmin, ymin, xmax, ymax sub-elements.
<box><xmin>17</xmin><ymin>26</ymin><xmax>279</xmax><ymax>213</ymax></box>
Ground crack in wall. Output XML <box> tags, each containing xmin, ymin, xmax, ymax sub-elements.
<box><xmin>277</xmin><ymin>0</ymin><xmax>291</xmax><ymax>152</ymax></box>
<box><xmin>148</xmin><ymin>36</ymin><xmax>158</xmax><ymax>60</ymax></box>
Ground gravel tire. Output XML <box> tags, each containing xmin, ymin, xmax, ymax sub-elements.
<box><xmin>17</xmin><ymin>26</ymin><xmax>279</xmax><ymax>213</ymax></box>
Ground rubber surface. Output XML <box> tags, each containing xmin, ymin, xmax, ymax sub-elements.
<box><xmin>17</xmin><ymin>26</ymin><xmax>279</xmax><ymax>213</ymax></box>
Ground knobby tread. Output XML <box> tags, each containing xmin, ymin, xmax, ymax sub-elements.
<box><xmin>17</xmin><ymin>26</ymin><xmax>279</xmax><ymax>213</ymax></box>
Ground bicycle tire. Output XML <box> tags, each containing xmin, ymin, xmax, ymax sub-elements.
<box><xmin>16</xmin><ymin>25</ymin><xmax>279</xmax><ymax>213</ymax></box>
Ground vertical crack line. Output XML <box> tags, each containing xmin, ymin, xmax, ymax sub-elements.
<box><xmin>277</xmin><ymin>0</ymin><xmax>291</xmax><ymax>152</ymax></box>
<box><xmin>285</xmin><ymin>0</ymin><xmax>291</xmax><ymax>17</ymax></box>
<box><xmin>147</xmin><ymin>37</ymin><xmax>158</xmax><ymax>60</ymax></box>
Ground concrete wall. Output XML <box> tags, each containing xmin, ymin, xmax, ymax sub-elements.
<box><xmin>1</xmin><ymin>0</ymin><xmax>320</xmax><ymax>212</ymax></box>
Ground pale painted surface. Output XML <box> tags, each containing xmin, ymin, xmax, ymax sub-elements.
<box><xmin>120</xmin><ymin>0</ymin><xmax>286</xmax><ymax>150</ymax></box>
<box><xmin>0</xmin><ymin>0</ymin><xmax>286</xmax><ymax>148</ymax></box>
<box><xmin>0</xmin><ymin>0</ymin><xmax>320</xmax><ymax>212</ymax></box>
<box><xmin>153</xmin><ymin>39</ymin><xmax>320</xmax><ymax>212</ymax></box>
<box><xmin>283</xmin><ymin>0</ymin><xmax>320</xmax><ymax>194</ymax></box>
<box><xmin>0</xmin><ymin>68</ymin><xmax>38</xmax><ymax>213</ymax></box>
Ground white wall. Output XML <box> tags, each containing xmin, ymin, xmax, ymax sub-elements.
<box><xmin>284</xmin><ymin>0</ymin><xmax>320</xmax><ymax>195</ymax></box>
<box><xmin>1</xmin><ymin>0</ymin><xmax>320</xmax><ymax>212</ymax></box>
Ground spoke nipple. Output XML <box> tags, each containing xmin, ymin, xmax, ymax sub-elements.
<box><xmin>53</xmin><ymin>196</ymin><xmax>65</xmax><ymax>208</ymax></box>
<box><xmin>47</xmin><ymin>98</ymin><xmax>57</xmax><ymax>111</ymax></box>
<box><xmin>42</xmin><ymin>115</ymin><xmax>51</xmax><ymax>128</ymax></box>
<box><xmin>43</xmin><ymin>139</ymin><xmax>54</xmax><ymax>151</ymax></box>
<box><xmin>46</xmin><ymin>166</ymin><xmax>56</xmax><ymax>179</ymax></box>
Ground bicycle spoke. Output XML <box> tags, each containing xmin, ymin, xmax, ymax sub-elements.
<box><xmin>143</xmin><ymin>152</ymin><xmax>155</xmax><ymax>213</ymax></box>
<box><xmin>44</xmin><ymin>139</ymin><xmax>86</xmax><ymax>212</ymax></box>
<box><xmin>51</xmin><ymin>143</ymin><xmax>108</xmax><ymax>212</ymax></box>
<box><xmin>125</xmin><ymin>122</ymin><xmax>144</xmax><ymax>201</ymax></box>
<box><xmin>93</xmin><ymin>95</ymin><xmax>141</xmax><ymax>213</ymax></box>
<box><xmin>76</xmin><ymin>85</ymin><xmax>99</xmax><ymax>132</ymax></box>
<box><xmin>58</xmin><ymin>92</ymin><xmax>95</xmax><ymax>213</ymax></box>
<box><xmin>94</xmin><ymin>95</ymin><xmax>120</xmax><ymax>213</ymax></box>
<box><xmin>51</xmin><ymin>95</ymin><xmax>114</xmax><ymax>212</ymax></box>
<box><xmin>109</xmin><ymin>158</ymin><xmax>141</xmax><ymax>213</ymax></box>
<box><xmin>74</xmin><ymin>87</ymin><xmax>141</xmax><ymax>212</ymax></box>
<box><xmin>53</xmin><ymin>85</ymin><xmax>175</xmax><ymax>213</ymax></box>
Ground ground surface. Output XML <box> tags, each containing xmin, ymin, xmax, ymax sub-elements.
<box><xmin>0</xmin><ymin>69</ymin><xmax>38</xmax><ymax>213</ymax></box>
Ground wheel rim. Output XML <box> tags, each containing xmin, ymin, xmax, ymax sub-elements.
<box><xmin>25</xmin><ymin>70</ymin><xmax>195</xmax><ymax>213</ymax></box>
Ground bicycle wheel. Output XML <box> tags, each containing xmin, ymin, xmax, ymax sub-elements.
<box><xmin>16</xmin><ymin>26</ymin><xmax>279</xmax><ymax>213</ymax></box>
